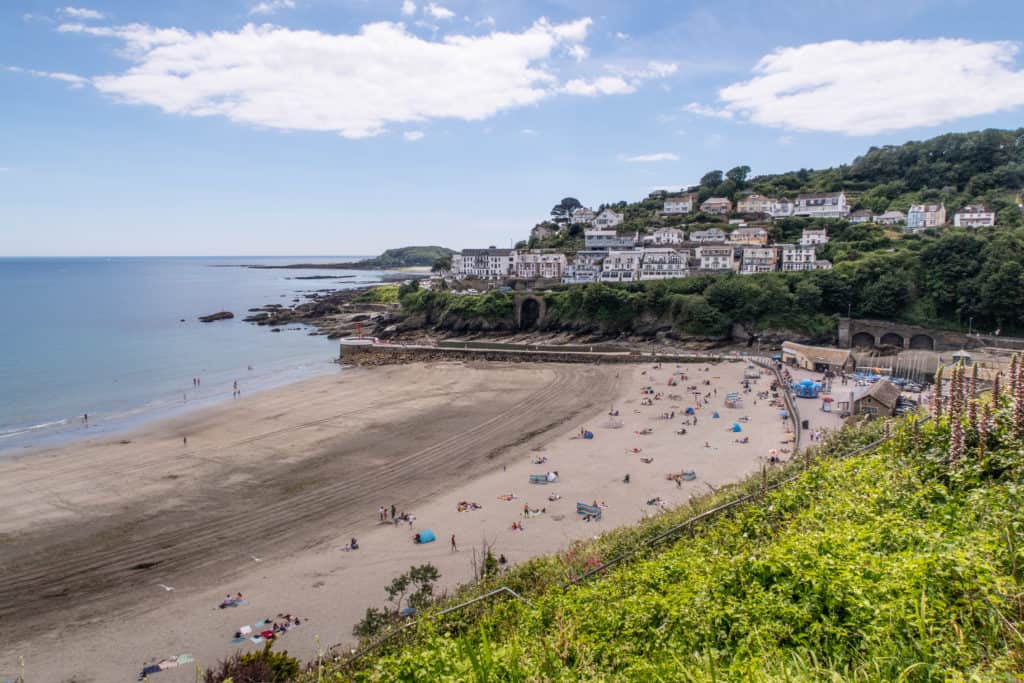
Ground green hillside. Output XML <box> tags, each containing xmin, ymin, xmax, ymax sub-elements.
<box><xmin>322</xmin><ymin>373</ymin><xmax>1024</xmax><ymax>682</ymax></box>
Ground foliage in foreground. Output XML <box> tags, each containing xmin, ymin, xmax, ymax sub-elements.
<box><xmin>310</xmin><ymin>377</ymin><xmax>1024</xmax><ymax>681</ymax></box>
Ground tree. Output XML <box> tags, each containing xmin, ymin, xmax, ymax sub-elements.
<box><xmin>726</xmin><ymin>165</ymin><xmax>751</xmax><ymax>188</ymax></box>
<box><xmin>700</xmin><ymin>170</ymin><xmax>723</xmax><ymax>188</ymax></box>
<box><xmin>550</xmin><ymin>197</ymin><xmax>583</xmax><ymax>224</ymax></box>
<box><xmin>431</xmin><ymin>254</ymin><xmax>452</xmax><ymax>272</ymax></box>
<box><xmin>385</xmin><ymin>564</ymin><xmax>441</xmax><ymax>613</ymax></box>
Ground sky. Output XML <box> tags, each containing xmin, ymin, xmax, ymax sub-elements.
<box><xmin>3</xmin><ymin>0</ymin><xmax>1024</xmax><ymax>256</ymax></box>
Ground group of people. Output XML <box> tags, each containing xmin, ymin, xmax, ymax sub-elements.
<box><xmin>218</xmin><ymin>592</ymin><xmax>245</xmax><ymax>609</ymax></box>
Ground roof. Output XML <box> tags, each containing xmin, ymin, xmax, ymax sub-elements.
<box><xmin>732</xmin><ymin>227</ymin><xmax>768</xmax><ymax>234</ymax></box>
<box><xmin>909</xmin><ymin>204</ymin><xmax>943</xmax><ymax>212</ymax></box>
<box><xmin>781</xmin><ymin>341</ymin><xmax>852</xmax><ymax>367</ymax></box>
<box><xmin>850</xmin><ymin>210</ymin><xmax>873</xmax><ymax>217</ymax></box>
<box><xmin>665</xmin><ymin>193</ymin><xmax>697</xmax><ymax>202</ymax></box>
<box><xmin>860</xmin><ymin>379</ymin><xmax>901</xmax><ymax>409</ymax></box>
<box><xmin>461</xmin><ymin>248</ymin><xmax>514</xmax><ymax>256</ymax></box>
<box><xmin>702</xmin><ymin>197</ymin><xmax>731</xmax><ymax>204</ymax></box>
<box><xmin>797</xmin><ymin>192</ymin><xmax>844</xmax><ymax>200</ymax></box>
<box><xmin>878</xmin><ymin>210</ymin><xmax>906</xmax><ymax>218</ymax></box>
<box><xmin>956</xmin><ymin>204</ymin><xmax>992</xmax><ymax>214</ymax></box>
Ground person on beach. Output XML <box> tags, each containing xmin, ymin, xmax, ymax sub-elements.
<box><xmin>183</xmin><ymin>436</ymin><xmax>188</xmax><ymax>446</ymax></box>
<box><xmin>83</xmin><ymin>413</ymin><xmax>88</xmax><ymax>426</ymax></box>
<box><xmin>450</xmin><ymin>534</ymin><xmax>457</xmax><ymax>552</ymax></box>
<box><xmin>390</xmin><ymin>504</ymin><xmax>396</xmax><ymax>520</ymax></box>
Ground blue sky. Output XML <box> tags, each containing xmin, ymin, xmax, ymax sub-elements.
<box><xmin>3</xmin><ymin>0</ymin><xmax>1024</xmax><ymax>256</ymax></box>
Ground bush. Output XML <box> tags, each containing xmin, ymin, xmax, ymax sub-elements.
<box><xmin>204</xmin><ymin>642</ymin><xmax>300</xmax><ymax>683</ymax></box>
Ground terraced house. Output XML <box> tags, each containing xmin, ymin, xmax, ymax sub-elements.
<box><xmin>514</xmin><ymin>251</ymin><xmax>567</xmax><ymax>280</ymax></box>
<box><xmin>697</xmin><ymin>244</ymin><xmax>736</xmax><ymax>272</ymax></box>
<box><xmin>600</xmin><ymin>250</ymin><xmax>643</xmax><ymax>282</ymax></box>
<box><xmin>639</xmin><ymin>248</ymin><xmax>689</xmax><ymax>280</ymax></box>
<box><xmin>740</xmin><ymin>246</ymin><xmax>779</xmax><ymax>274</ymax></box>
<box><xmin>794</xmin><ymin>191</ymin><xmax>849</xmax><ymax>218</ymax></box>
<box><xmin>451</xmin><ymin>248</ymin><xmax>517</xmax><ymax>279</ymax></box>
<box><xmin>662</xmin><ymin>193</ymin><xmax>697</xmax><ymax>214</ymax></box>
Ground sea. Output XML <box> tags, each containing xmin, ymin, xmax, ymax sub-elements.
<box><xmin>0</xmin><ymin>256</ymin><xmax>392</xmax><ymax>454</ymax></box>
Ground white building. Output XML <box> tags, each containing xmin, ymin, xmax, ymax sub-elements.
<box><xmin>953</xmin><ymin>204</ymin><xmax>996</xmax><ymax>228</ymax></box>
<box><xmin>570</xmin><ymin>207</ymin><xmax>596</xmax><ymax>225</ymax></box>
<box><xmin>728</xmin><ymin>227</ymin><xmax>769</xmax><ymax>245</ymax></box>
<box><xmin>906</xmin><ymin>204</ymin><xmax>946</xmax><ymax>232</ymax></box>
<box><xmin>639</xmin><ymin>248</ymin><xmax>689</xmax><ymax>280</ymax></box>
<box><xmin>584</xmin><ymin>229</ymin><xmax>637</xmax><ymax>251</ymax></box>
<box><xmin>794</xmin><ymin>192</ymin><xmax>849</xmax><ymax>218</ymax></box>
<box><xmin>740</xmin><ymin>247</ymin><xmax>779</xmax><ymax>274</ymax></box>
<box><xmin>663</xmin><ymin>193</ymin><xmax>697</xmax><ymax>214</ymax></box>
<box><xmin>876</xmin><ymin>210</ymin><xmax>906</xmax><ymax>226</ymax></box>
<box><xmin>643</xmin><ymin>227</ymin><xmax>685</xmax><ymax>246</ymax></box>
<box><xmin>771</xmin><ymin>198</ymin><xmax>795</xmax><ymax>218</ymax></box>
<box><xmin>514</xmin><ymin>251</ymin><xmax>567</xmax><ymax>280</ymax></box>
<box><xmin>689</xmin><ymin>227</ymin><xmax>728</xmax><ymax>243</ymax></box>
<box><xmin>600</xmin><ymin>250</ymin><xmax>644</xmax><ymax>282</ymax></box>
<box><xmin>452</xmin><ymin>248</ymin><xmax>517</xmax><ymax>280</ymax></box>
<box><xmin>799</xmin><ymin>228</ymin><xmax>829</xmax><ymax>247</ymax></box>
<box><xmin>781</xmin><ymin>244</ymin><xmax>831</xmax><ymax>272</ymax></box>
<box><xmin>700</xmin><ymin>197</ymin><xmax>733</xmax><ymax>215</ymax></box>
<box><xmin>697</xmin><ymin>244</ymin><xmax>736</xmax><ymax>272</ymax></box>
<box><xmin>593</xmin><ymin>208</ymin><xmax>625</xmax><ymax>228</ymax></box>
<box><xmin>737</xmin><ymin>194</ymin><xmax>774</xmax><ymax>215</ymax></box>
<box><xmin>562</xmin><ymin>251</ymin><xmax>605</xmax><ymax>284</ymax></box>
<box><xmin>849</xmin><ymin>210</ymin><xmax>874</xmax><ymax>224</ymax></box>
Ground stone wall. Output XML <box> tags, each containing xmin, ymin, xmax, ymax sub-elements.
<box><xmin>340</xmin><ymin>344</ymin><xmax>715</xmax><ymax>367</ymax></box>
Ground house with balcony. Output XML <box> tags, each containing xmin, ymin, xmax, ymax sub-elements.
<box><xmin>728</xmin><ymin>226</ymin><xmax>769</xmax><ymax>245</ymax></box>
<box><xmin>451</xmin><ymin>248</ymin><xmax>517</xmax><ymax>280</ymax></box>
<box><xmin>689</xmin><ymin>227</ymin><xmax>728</xmax><ymax>243</ymax></box>
<box><xmin>794</xmin><ymin>192</ymin><xmax>849</xmax><ymax>218</ymax></box>
<box><xmin>736</xmin><ymin>194</ymin><xmax>774</xmax><ymax>215</ymax></box>
<box><xmin>514</xmin><ymin>251</ymin><xmax>567</xmax><ymax>280</ymax></box>
<box><xmin>953</xmin><ymin>205</ymin><xmax>996</xmax><ymax>228</ymax></box>
<box><xmin>570</xmin><ymin>207</ymin><xmax>596</xmax><ymax>225</ymax></box>
<box><xmin>643</xmin><ymin>227</ymin><xmax>685</xmax><ymax>245</ymax></box>
<box><xmin>906</xmin><ymin>204</ymin><xmax>946</xmax><ymax>232</ymax></box>
<box><xmin>562</xmin><ymin>251</ymin><xmax>606</xmax><ymax>284</ymax></box>
<box><xmin>770</xmin><ymin>197</ymin><xmax>795</xmax><ymax>218</ymax></box>
<box><xmin>663</xmin><ymin>193</ymin><xmax>698</xmax><ymax>214</ymax></box>
<box><xmin>700</xmin><ymin>197</ymin><xmax>733</xmax><ymax>215</ymax></box>
<box><xmin>593</xmin><ymin>208</ymin><xmax>625</xmax><ymax>228</ymax></box>
<box><xmin>696</xmin><ymin>244</ymin><xmax>736</xmax><ymax>272</ymax></box>
<box><xmin>781</xmin><ymin>244</ymin><xmax>830</xmax><ymax>272</ymax></box>
<box><xmin>876</xmin><ymin>210</ymin><xmax>906</xmax><ymax>226</ymax></box>
<box><xmin>584</xmin><ymin>229</ymin><xmax>637</xmax><ymax>251</ymax></box>
<box><xmin>739</xmin><ymin>247</ymin><xmax>779</xmax><ymax>274</ymax></box>
<box><xmin>799</xmin><ymin>228</ymin><xmax>829</xmax><ymax>247</ymax></box>
<box><xmin>639</xmin><ymin>248</ymin><xmax>689</xmax><ymax>280</ymax></box>
<box><xmin>600</xmin><ymin>250</ymin><xmax>643</xmax><ymax>282</ymax></box>
<box><xmin>849</xmin><ymin>210</ymin><xmax>874</xmax><ymax>224</ymax></box>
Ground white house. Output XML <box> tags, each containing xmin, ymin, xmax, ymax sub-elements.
<box><xmin>643</xmin><ymin>227</ymin><xmax>685</xmax><ymax>246</ymax></box>
<box><xmin>740</xmin><ymin>247</ymin><xmax>779</xmax><ymax>274</ymax></box>
<box><xmin>781</xmin><ymin>244</ymin><xmax>830</xmax><ymax>272</ymax></box>
<box><xmin>876</xmin><ymin>210</ymin><xmax>906</xmax><ymax>226</ymax></box>
<box><xmin>600</xmin><ymin>250</ymin><xmax>644</xmax><ymax>282</ymax></box>
<box><xmin>700</xmin><ymin>197</ymin><xmax>733</xmax><ymax>215</ymax></box>
<box><xmin>562</xmin><ymin>251</ymin><xmax>605</xmax><ymax>284</ymax></box>
<box><xmin>593</xmin><ymin>208</ymin><xmax>625</xmax><ymax>228</ymax></box>
<box><xmin>514</xmin><ymin>251</ymin><xmax>567</xmax><ymax>280</ymax></box>
<box><xmin>771</xmin><ymin>198</ymin><xmax>795</xmax><ymax>218</ymax></box>
<box><xmin>570</xmin><ymin>207</ymin><xmax>596</xmax><ymax>225</ymax></box>
<box><xmin>737</xmin><ymin>194</ymin><xmax>774</xmax><ymax>215</ymax></box>
<box><xmin>794</xmin><ymin>192</ymin><xmax>849</xmax><ymax>218</ymax></box>
<box><xmin>849</xmin><ymin>210</ymin><xmax>874</xmax><ymax>224</ymax></box>
<box><xmin>584</xmin><ymin>229</ymin><xmax>637</xmax><ymax>251</ymax></box>
<box><xmin>639</xmin><ymin>248</ymin><xmax>689</xmax><ymax>280</ymax></box>
<box><xmin>663</xmin><ymin>193</ymin><xmax>698</xmax><ymax>214</ymax></box>
<box><xmin>953</xmin><ymin>204</ymin><xmax>996</xmax><ymax>228</ymax></box>
<box><xmin>728</xmin><ymin>227</ymin><xmax>769</xmax><ymax>245</ymax></box>
<box><xmin>799</xmin><ymin>228</ymin><xmax>829</xmax><ymax>247</ymax></box>
<box><xmin>689</xmin><ymin>227</ymin><xmax>728</xmax><ymax>243</ymax></box>
<box><xmin>906</xmin><ymin>204</ymin><xmax>946</xmax><ymax>231</ymax></box>
<box><xmin>452</xmin><ymin>248</ymin><xmax>517</xmax><ymax>280</ymax></box>
<box><xmin>697</xmin><ymin>244</ymin><xmax>736</xmax><ymax>272</ymax></box>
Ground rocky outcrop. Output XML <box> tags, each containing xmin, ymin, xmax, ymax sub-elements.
<box><xmin>198</xmin><ymin>311</ymin><xmax>234</xmax><ymax>323</ymax></box>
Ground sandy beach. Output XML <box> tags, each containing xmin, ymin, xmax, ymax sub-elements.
<box><xmin>0</xmin><ymin>358</ymin><xmax>810</xmax><ymax>682</ymax></box>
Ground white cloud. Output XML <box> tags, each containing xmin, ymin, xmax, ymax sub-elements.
<box><xmin>778</xmin><ymin>135</ymin><xmax>794</xmax><ymax>145</ymax></box>
<box><xmin>619</xmin><ymin>152</ymin><xmax>679</xmax><ymax>162</ymax></box>
<box><xmin>704</xmin><ymin>39</ymin><xmax>1024</xmax><ymax>135</ymax></box>
<box><xmin>401</xmin><ymin>1</ymin><xmax>416</xmax><ymax>16</ymax></box>
<box><xmin>683</xmin><ymin>102</ymin><xmax>733</xmax><ymax>119</ymax></box>
<box><xmin>566</xmin><ymin>44</ymin><xmax>588</xmax><ymax>63</ymax></box>
<box><xmin>476</xmin><ymin>16</ymin><xmax>496</xmax><ymax>28</ymax></box>
<box><xmin>521</xmin><ymin>128</ymin><xmax>537</xmax><ymax>135</ymax></box>
<box><xmin>424</xmin><ymin>3</ymin><xmax>454</xmax><ymax>20</ymax></box>
<box><xmin>564</xmin><ymin>75</ymin><xmax>634</xmax><ymax>96</ymax></box>
<box><xmin>23</xmin><ymin>12</ymin><xmax>55</xmax><ymax>23</ymax></box>
<box><xmin>8</xmin><ymin>65</ymin><xmax>89</xmax><ymax>88</ymax></box>
<box><xmin>60</xmin><ymin>7</ymin><xmax>104</xmax><ymax>20</ymax></box>
<box><xmin>53</xmin><ymin>17</ymin><xmax>594</xmax><ymax>138</ymax></box>
<box><xmin>614</xmin><ymin>32</ymin><xmax>629</xmax><ymax>40</ymax></box>
<box><xmin>403</xmin><ymin>130</ymin><xmax>425</xmax><ymax>141</ymax></box>
<box><xmin>249</xmin><ymin>0</ymin><xmax>296</xmax><ymax>16</ymax></box>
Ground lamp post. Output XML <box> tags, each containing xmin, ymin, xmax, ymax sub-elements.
<box><xmin>968</xmin><ymin>316</ymin><xmax>974</xmax><ymax>336</ymax></box>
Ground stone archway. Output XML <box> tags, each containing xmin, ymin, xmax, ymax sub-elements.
<box><xmin>514</xmin><ymin>295</ymin><xmax>546</xmax><ymax>330</ymax></box>
<box><xmin>851</xmin><ymin>331</ymin><xmax>876</xmax><ymax>348</ymax></box>
<box><xmin>909</xmin><ymin>334</ymin><xmax>935</xmax><ymax>350</ymax></box>
<box><xmin>879</xmin><ymin>332</ymin><xmax>904</xmax><ymax>348</ymax></box>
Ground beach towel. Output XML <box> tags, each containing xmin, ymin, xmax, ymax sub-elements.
<box><xmin>176</xmin><ymin>655</ymin><xmax>194</xmax><ymax>666</ymax></box>
<box><xmin>240</xmin><ymin>625</ymin><xmax>253</xmax><ymax>635</ymax></box>
<box><xmin>231</xmin><ymin>637</ymin><xmax>247</xmax><ymax>644</ymax></box>
<box><xmin>250</xmin><ymin>636</ymin><xmax>264</xmax><ymax>644</ymax></box>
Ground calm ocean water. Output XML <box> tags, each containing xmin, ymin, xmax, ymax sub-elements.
<box><xmin>0</xmin><ymin>256</ymin><xmax>387</xmax><ymax>453</ymax></box>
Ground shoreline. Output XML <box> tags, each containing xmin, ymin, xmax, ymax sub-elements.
<box><xmin>0</xmin><ymin>357</ymin><xmax>844</xmax><ymax>682</ymax></box>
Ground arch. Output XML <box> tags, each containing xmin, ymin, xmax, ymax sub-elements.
<box><xmin>851</xmin><ymin>332</ymin><xmax>876</xmax><ymax>348</ymax></box>
<box><xmin>909</xmin><ymin>334</ymin><xmax>935</xmax><ymax>350</ymax></box>
<box><xmin>519</xmin><ymin>297</ymin><xmax>541</xmax><ymax>330</ymax></box>
<box><xmin>879</xmin><ymin>332</ymin><xmax>904</xmax><ymax>347</ymax></box>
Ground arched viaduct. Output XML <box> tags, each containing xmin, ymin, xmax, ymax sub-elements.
<box><xmin>838</xmin><ymin>318</ymin><xmax>978</xmax><ymax>352</ymax></box>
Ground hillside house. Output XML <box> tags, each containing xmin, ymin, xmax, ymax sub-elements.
<box><xmin>600</xmin><ymin>250</ymin><xmax>643</xmax><ymax>282</ymax></box>
<box><xmin>781</xmin><ymin>244</ymin><xmax>830</xmax><ymax>272</ymax></box>
<box><xmin>794</xmin><ymin>192</ymin><xmax>849</xmax><ymax>218</ymax></box>
<box><xmin>562</xmin><ymin>251</ymin><xmax>605</xmax><ymax>284</ymax></box>
<box><xmin>584</xmin><ymin>229</ymin><xmax>637</xmax><ymax>251</ymax></box>
<box><xmin>876</xmin><ymin>210</ymin><xmax>906</xmax><ymax>226</ymax></box>
<box><xmin>697</xmin><ymin>244</ymin><xmax>736</xmax><ymax>272</ymax></box>
<box><xmin>689</xmin><ymin>227</ymin><xmax>728</xmax><ymax>243</ymax></box>
<box><xmin>570</xmin><ymin>207</ymin><xmax>596</xmax><ymax>225</ymax></box>
<box><xmin>643</xmin><ymin>227</ymin><xmax>685</xmax><ymax>245</ymax></box>
<box><xmin>953</xmin><ymin>205</ymin><xmax>996</xmax><ymax>228</ymax></box>
<box><xmin>514</xmin><ymin>251</ymin><xmax>567</xmax><ymax>280</ymax></box>
<box><xmin>799</xmin><ymin>228</ymin><xmax>829</xmax><ymax>247</ymax></box>
<box><xmin>452</xmin><ymin>248</ymin><xmax>517</xmax><ymax>280</ymax></box>
<box><xmin>700</xmin><ymin>197</ymin><xmax>733</xmax><ymax>215</ymax></box>
<box><xmin>663</xmin><ymin>193</ymin><xmax>697</xmax><ymax>214</ymax></box>
<box><xmin>639</xmin><ymin>248</ymin><xmax>689</xmax><ymax>280</ymax></box>
<box><xmin>728</xmin><ymin>227</ymin><xmax>769</xmax><ymax>245</ymax></box>
<box><xmin>770</xmin><ymin>198</ymin><xmax>795</xmax><ymax>218</ymax></box>
<box><xmin>736</xmin><ymin>194</ymin><xmax>774</xmax><ymax>215</ymax></box>
<box><xmin>906</xmin><ymin>204</ymin><xmax>946</xmax><ymax>232</ymax></box>
<box><xmin>593</xmin><ymin>208</ymin><xmax>625</xmax><ymax>228</ymax></box>
<box><xmin>849</xmin><ymin>210</ymin><xmax>874</xmax><ymax>224</ymax></box>
<box><xmin>740</xmin><ymin>247</ymin><xmax>779</xmax><ymax>274</ymax></box>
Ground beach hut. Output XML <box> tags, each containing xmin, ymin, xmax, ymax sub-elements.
<box><xmin>414</xmin><ymin>529</ymin><xmax>436</xmax><ymax>544</ymax></box>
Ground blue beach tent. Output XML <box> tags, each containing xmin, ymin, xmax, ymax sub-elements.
<box><xmin>732</xmin><ymin>423</ymin><xmax>742</xmax><ymax>432</ymax></box>
<box><xmin>415</xmin><ymin>529</ymin><xmax>436</xmax><ymax>544</ymax></box>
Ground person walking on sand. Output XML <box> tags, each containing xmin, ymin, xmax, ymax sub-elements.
<box><xmin>83</xmin><ymin>413</ymin><xmax>88</xmax><ymax>426</ymax></box>
<box><xmin>450</xmin><ymin>534</ymin><xmax>457</xmax><ymax>552</ymax></box>
<box><xmin>183</xmin><ymin>436</ymin><xmax>187</xmax><ymax>446</ymax></box>
<box><xmin>390</xmin><ymin>504</ymin><xmax>396</xmax><ymax>520</ymax></box>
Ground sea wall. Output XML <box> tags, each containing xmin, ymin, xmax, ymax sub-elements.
<box><xmin>339</xmin><ymin>344</ymin><xmax>719</xmax><ymax>367</ymax></box>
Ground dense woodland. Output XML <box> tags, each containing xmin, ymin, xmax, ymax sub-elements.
<box><xmin>412</xmin><ymin>129</ymin><xmax>1024</xmax><ymax>340</ymax></box>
